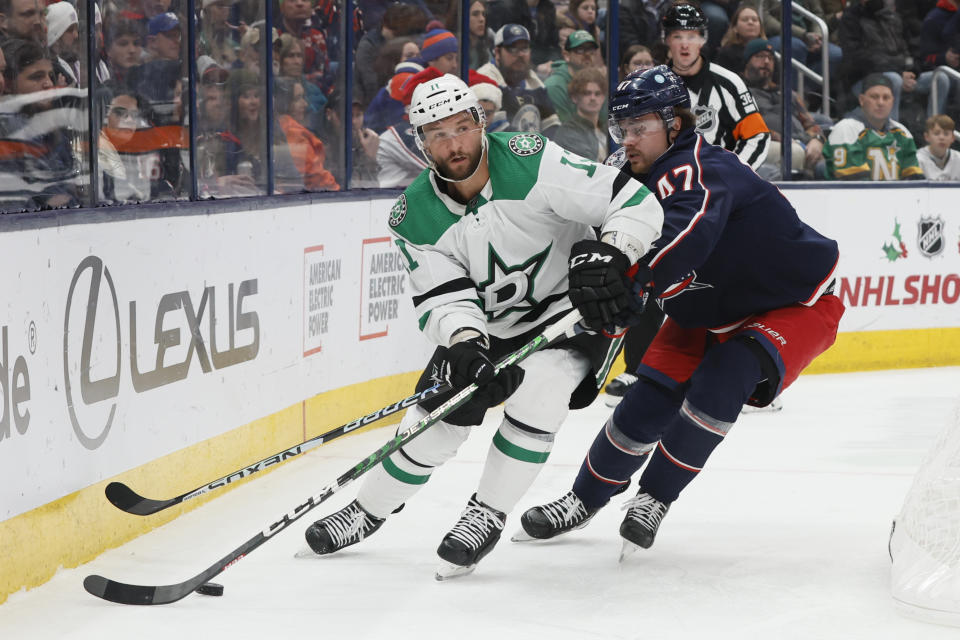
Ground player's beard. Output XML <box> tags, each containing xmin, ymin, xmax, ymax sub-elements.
<box><xmin>434</xmin><ymin>141</ymin><xmax>484</xmax><ymax>181</ymax></box>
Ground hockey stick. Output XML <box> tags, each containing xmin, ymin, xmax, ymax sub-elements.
<box><xmin>83</xmin><ymin>310</ymin><xmax>582</xmax><ymax>605</ymax></box>
<box><xmin>105</xmin><ymin>385</ymin><xmax>447</xmax><ymax>516</ymax></box>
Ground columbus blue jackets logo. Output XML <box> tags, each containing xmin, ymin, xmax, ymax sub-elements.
<box><xmin>917</xmin><ymin>215</ymin><xmax>944</xmax><ymax>258</ymax></box>
<box><xmin>389</xmin><ymin>194</ymin><xmax>407</xmax><ymax>227</ymax></box>
<box><xmin>508</xmin><ymin>132</ymin><xmax>544</xmax><ymax>156</ymax></box>
<box><xmin>605</xmin><ymin>147</ymin><xmax>627</xmax><ymax>169</ymax></box>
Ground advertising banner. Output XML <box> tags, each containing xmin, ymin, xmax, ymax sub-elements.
<box><xmin>0</xmin><ymin>198</ymin><xmax>432</xmax><ymax>521</ymax></box>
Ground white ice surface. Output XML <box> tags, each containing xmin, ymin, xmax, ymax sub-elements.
<box><xmin>2</xmin><ymin>367</ymin><xmax>959</xmax><ymax>640</ymax></box>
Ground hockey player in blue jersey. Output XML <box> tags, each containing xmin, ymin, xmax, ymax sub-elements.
<box><xmin>517</xmin><ymin>66</ymin><xmax>845</xmax><ymax>557</ymax></box>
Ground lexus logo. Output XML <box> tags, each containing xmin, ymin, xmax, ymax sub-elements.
<box><xmin>63</xmin><ymin>256</ymin><xmax>261</xmax><ymax>450</ymax></box>
<box><xmin>63</xmin><ymin>256</ymin><xmax>120</xmax><ymax>450</ymax></box>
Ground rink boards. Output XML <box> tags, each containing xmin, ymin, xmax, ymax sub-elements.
<box><xmin>1</xmin><ymin>184</ymin><xmax>958</xmax><ymax>603</ymax></box>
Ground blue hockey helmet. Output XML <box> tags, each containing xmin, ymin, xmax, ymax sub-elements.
<box><xmin>607</xmin><ymin>65</ymin><xmax>690</xmax><ymax>143</ymax></box>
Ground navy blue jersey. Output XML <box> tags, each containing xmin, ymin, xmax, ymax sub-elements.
<box><xmin>610</xmin><ymin>128</ymin><xmax>839</xmax><ymax>331</ymax></box>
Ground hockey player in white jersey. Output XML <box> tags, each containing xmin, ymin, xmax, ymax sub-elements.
<box><xmin>304</xmin><ymin>74</ymin><xmax>664</xmax><ymax>579</ymax></box>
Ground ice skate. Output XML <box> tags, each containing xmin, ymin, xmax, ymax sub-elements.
<box><xmin>513</xmin><ymin>490</ymin><xmax>598</xmax><ymax>541</ymax></box>
<box><xmin>304</xmin><ymin>499</ymin><xmax>385</xmax><ymax>556</ymax></box>
<box><xmin>435</xmin><ymin>494</ymin><xmax>505</xmax><ymax>580</ymax></box>
<box><xmin>604</xmin><ymin>372</ymin><xmax>638</xmax><ymax>407</ymax></box>
<box><xmin>618</xmin><ymin>489</ymin><xmax>670</xmax><ymax>562</ymax></box>
<box><xmin>741</xmin><ymin>396</ymin><xmax>783</xmax><ymax>414</ymax></box>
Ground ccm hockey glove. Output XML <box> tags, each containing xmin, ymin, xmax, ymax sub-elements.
<box><xmin>442</xmin><ymin>336</ymin><xmax>525</xmax><ymax>408</ymax></box>
<box><xmin>567</xmin><ymin>239</ymin><xmax>653</xmax><ymax>335</ymax></box>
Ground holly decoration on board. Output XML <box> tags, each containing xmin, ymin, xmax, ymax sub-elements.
<box><xmin>882</xmin><ymin>219</ymin><xmax>908</xmax><ymax>262</ymax></box>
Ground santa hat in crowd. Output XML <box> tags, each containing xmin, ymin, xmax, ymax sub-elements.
<box><xmin>388</xmin><ymin>59</ymin><xmax>425</xmax><ymax>102</ymax></box>
<box><xmin>396</xmin><ymin>67</ymin><xmax>501</xmax><ymax>108</ymax></box>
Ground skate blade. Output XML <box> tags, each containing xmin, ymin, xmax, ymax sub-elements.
<box><xmin>619</xmin><ymin>539</ymin><xmax>641</xmax><ymax>563</ymax></box>
<box><xmin>510</xmin><ymin>528</ymin><xmax>536</xmax><ymax>542</ymax></box>
<box><xmin>435</xmin><ymin>562</ymin><xmax>476</xmax><ymax>581</ymax></box>
<box><xmin>294</xmin><ymin>547</ymin><xmax>323</xmax><ymax>559</ymax></box>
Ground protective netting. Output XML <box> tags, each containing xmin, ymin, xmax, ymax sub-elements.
<box><xmin>890</xmin><ymin>401</ymin><xmax>960</xmax><ymax>627</ymax></box>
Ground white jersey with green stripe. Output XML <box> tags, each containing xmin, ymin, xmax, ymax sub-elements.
<box><xmin>388</xmin><ymin>131</ymin><xmax>663</xmax><ymax>346</ymax></box>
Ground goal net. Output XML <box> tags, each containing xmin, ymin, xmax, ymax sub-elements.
<box><xmin>890</xmin><ymin>401</ymin><xmax>960</xmax><ymax>627</ymax></box>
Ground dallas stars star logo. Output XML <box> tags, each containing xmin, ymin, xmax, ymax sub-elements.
<box><xmin>477</xmin><ymin>243</ymin><xmax>552</xmax><ymax>320</ymax></box>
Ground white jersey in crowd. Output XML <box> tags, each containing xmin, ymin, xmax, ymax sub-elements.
<box><xmin>388</xmin><ymin>131</ymin><xmax>663</xmax><ymax>347</ymax></box>
<box><xmin>917</xmin><ymin>146</ymin><xmax>960</xmax><ymax>181</ymax></box>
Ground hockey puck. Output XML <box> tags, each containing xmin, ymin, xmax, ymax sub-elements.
<box><xmin>195</xmin><ymin>582</ymin><xmax>224</xmax><ymax>597</ymax></box>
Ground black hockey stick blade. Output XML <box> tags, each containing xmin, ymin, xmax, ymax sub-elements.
<box><xmin>104</xmin><ymin>482</ymin><xmax>174</xmax><ymax>516</ymax></box>
<box><xmin>104</xmin><ymin>383</ymin><xmax>445</xmax><ymax>516</ymax></box>
<box><xmin>83</xmin><ymin>311</ymin><xmax>581</xmax><ymax>606</ymax></box>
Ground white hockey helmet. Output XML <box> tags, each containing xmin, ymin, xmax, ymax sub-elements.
<box><xmin>408</xmin><ymin>73</ymin><xmax>488</xmax><ymax>182</ymax></box>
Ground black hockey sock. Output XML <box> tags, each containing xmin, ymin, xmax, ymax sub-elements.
<box><xmin>572</xmin><ymin>417</ymin><xmax>654</xmax><ymax>510</ymax></box>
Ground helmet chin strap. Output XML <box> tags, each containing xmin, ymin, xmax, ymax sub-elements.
<box><xmin>431</xmin><ymin>134</ymin><xmax>489</xmax><ymax>184</ymax></box>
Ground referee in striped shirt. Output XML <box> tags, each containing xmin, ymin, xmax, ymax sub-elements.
<box><xmin>660</xmin><ymin>3</ymin><xmax>771</xmax><ymax>171</ymax></box>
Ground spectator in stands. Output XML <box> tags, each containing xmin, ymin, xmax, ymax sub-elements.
<box><xmin>741</xmin><ymin>38</ymin><xmax>826</xmax><ymax>179</ymax></box>
<box><xmin>277</xmin><ymin>33</ymin><xmax>327</xmax><ymax>129</ymax></box>
<box><xmin>467</xmin><ymin>0</ymin><xmax>494</xmax><ymax>70</ymax></box>
<box><xmin>228</xmin><ymin>69</ymin><xmax>265</xmax><ymax>180</ymax></box>
<box><xmin>354</xmin><ymin>2</ymin><xmax>427</xmax><ymax>106</ymax></box>
<box><xmin>824</xmin><ymin>73</ymin><xmax>924</xmax><ymax>180</ymax></box>
<box><xmin>420</xmin><ymin>28</ymin><xmax>460</xmax><ymax>75</ymax></box>
<box><xmin>0</xmin><ymin>0</ymin><xmax>46</xmax><ymax>44</ymax></box>
<box><xmin>477</xmin><ymin>24</ymin><xmax>560</xmax><ymax>136</ymax></box>
<box><xmin>663</xmin><ymin>3</ymin><xmax>771</xmax><ymax>171</ymax></box>
<box><xmin>372</xmin><ymin>37</ymin><xmax>420</xmax><ymax>92</ymax></box>
<box><xmin>545</xmin><ymin>30</ymin><xmax>601</xmax><ymax>123</ymax></box>
<box><xmin>553</xmin><ymin>66</ymin><xmax>607</xmax><ymax>162</ymax></box>
<box><xmin>472</xmin><ymin>76</ymin><xmax>508</xmax><ymax>131</ymax></box>
<box><xmin>562</xmin><ymin>0</ymin><xmax>600</xmax><ymax>47</ymax></box>
<box><xmin>618</xmin><ymin>0</ymin><xmax>652</xmax><ymax>52</ymax></box>
<box><xmin>235</xmin><ymin>23</ymin><xmax>275</xmax><ymax>76</ymax></box>
<box><xmin>838</xmin><ymin>0</ymin><xmax>946</xmax><ymax>122</ymax></box>
<box><xmin>145</xmin><ymin>12</ymin><xmax>182</xmax><ymax>63</ymax></box>
<box><xmin>274</xmin><ymin>77</ymin><xmax>339</xmax><ymax>192</ymax></box>
<box><xmin>618</xmin><ymin>44</ymin><xmax>656</xmax><ymax>80</ymax></box>
<box><xmin>0</xmin><ymin>38</ymin><xmax>78</xmax><ymax>210</ymax></box>
<box><xmin>98</xmin><ymin>89</ymin><xmax>159</xmax><ymax>203</ymax></box>
<box><xmin>46</xmin><ymin>2</ymin><xmax>79</xmax><ymax>88</ymax></box>
<box><xmin>485</xmin><ymin>0</ymin><xmax>560</xmax><ymax>66</ymax></box>
<box><xmin>715</xmin><ymin>3</ymin><xmax>766</xmax><ymax>72</ymax></box>
<box><xmin>276</xmin><ymin>0</ymin><xmax>332</xmax><ymax>93</ymax></box>
<box><xmin>365</xmin><ymin>58</ymin><xmax>424</xmax><ymax>133</ymax></box>
<box><xmin>919</xmin><ymin>0</ymin><xmax>960</xmax><ymax>119</ymax></box>
<box><xmin>104</xmin><ymin>19</ymin><xmax>144</xmax><ymax>88</ymax></box>
<box><xmin>917</xmin><ymin>113</ymin><xmax>960</xmax><ymax>180</ymax></box>
<box><xmin>200</xmin><ymin>0</ymin><xmax>239</xmax><ymax>66</ymax></box>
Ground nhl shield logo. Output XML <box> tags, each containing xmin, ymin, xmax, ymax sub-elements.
<box><xmin>917</xmin><ymin>216</ymin><xmax>944</xmax><ymax>258</ymax></box>
<box><xmin>508</xmin><ymin>132</ymin><xmax>544</xmax><ymax>156</ymax></box>
<box><xmin>693</xmin><ymin>105</ymin><xmax>717</xmax><ymax>135</ymax></box>
<box><xmin>388</xmin><ymin>194</ymin><xmax>407</xmax><ymax>227</ymax></box>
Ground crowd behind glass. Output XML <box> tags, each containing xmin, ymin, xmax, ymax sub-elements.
<box><xmin>0</xmin><ymin>0</ymin><xmax>958</xmax><ymax>214</ymax></box>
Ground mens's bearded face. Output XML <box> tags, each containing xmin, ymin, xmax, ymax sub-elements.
<box><xmin>423</xmin><ymin>111</ymin><xmax>485</xmax><ymax>181</ymax></box>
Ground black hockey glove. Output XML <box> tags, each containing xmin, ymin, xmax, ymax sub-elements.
<box><xmin>567</xmin><ymin>239</ymin><xmax>653</xmax><ymax>335</ymax></box>
<box><xmin>441</xmin><ymin>337</ymin><xmax>525</xmax><ymax>407</ymax></box>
